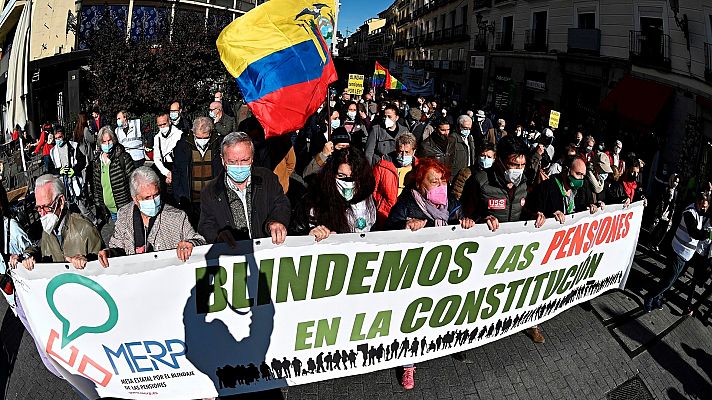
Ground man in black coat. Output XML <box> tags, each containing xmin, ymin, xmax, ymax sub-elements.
<box><xmin>199</xmin><ymin>132</ymin><xmax>290</xmax><ymax>245</ymax></box>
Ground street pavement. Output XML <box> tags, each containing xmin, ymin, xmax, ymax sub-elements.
<box><xmin>1</xmin><ymin>241</ymin><xmax>711</xmax><ymax>400</ymax></box>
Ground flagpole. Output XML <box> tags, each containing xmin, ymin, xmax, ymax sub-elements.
<box><xmin>326</xmin><ymin>86</ymin><xmax>332</xmax><ymax>141</ymax></box>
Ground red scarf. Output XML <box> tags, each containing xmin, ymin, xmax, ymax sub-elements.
<box><xmin>622</xmin><ymin>180</ymin><xmax>637</xmax><ymax>201</ymax></box>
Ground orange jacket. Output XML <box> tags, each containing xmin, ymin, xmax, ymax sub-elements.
<box><xmin>373</xmin><ymin>158</ymin><xmax>417</xmax><ymax>228</ymax></box>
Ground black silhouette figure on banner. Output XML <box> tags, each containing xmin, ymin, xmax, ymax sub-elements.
<box><xmin>409</xmin><ymin>337</ymin><xmax>419</xmax><ymax>356</ymax></box>
<box><xmin>316</xmin><ymin>352</ymin><xmax>325</xmax><ymax>372</ymax></box>
<box><xmin>389</xmin><ymin>339</ymin><xmax>399</xmax><ymax>360</ymax></box>
<box><xmin>376</xmin><ymin>344</ymin><xmax>384</xmax><ymax>362</ymax></box>
<box><xmin>341</xmin><ymin>350</ymin><xmax>349</xmax><ymax>369</ymax></box>
<box><xmin>436</xmin><ymin>335</ymin><xmax>442</xmax><ymax>350</ymax></box>
<box><xmin>260</xmin><ymin>361</ymin><xmax>272</xmax><ymax>380</ymax></box>
<box><xmin>271</xmin><ymin>358</ymin><xmax>283</xmax><ymax>378</ymax></box>
<box><xmin>420</xmin><ymin>337</ymin><xmax>427</xmax><ymax>355</ymax></box>
<box><xmin>333</xmin><ymin>350</ymin><xmax>342</xmax><ymax>370</ymax></box>
<box><xmin>428</xmin><ymin>340</ymin><xmax>436</xmax><ymax>353</ymax></box>
<box><xmin>292</xmin><ymin>357</ymin><xmax>302</xmax><ymax>376</ymax></box>
<box><xmin>348</xmin><ymin>350</ymin><xmax>357</xmax><ymax>368</ymax></box>
<box><xmin>368</xmin><ymin>346</ymin><xmax>377</xmax><ymax>365</ymax></box>
<box><xmin>281</xmin><ymin>357</ymin><xmax>292</xmax><ymax>378</ymax></box>
<box><xmin>307</xmin><ymin>358</ymin><xmax>316</xmax><ymax>374</ymax></box>
<box><xmin>325</xmin><ymin>352</ymin><xmax>333</xmax><ymax>370</ymax></box>
<box><xmin>357</xmin><ymin>343</ymin><xmax>369</xmax><ymax>366</ymax></box>
<box><xmin>385</xmin><ymin>346</ymin><xmax>391</xmax><ymax>360</ymax></box>
<box><xmin>399</xmin><ymin>337</ymin><xmax>410</xmax><ymax>358</ymax></box>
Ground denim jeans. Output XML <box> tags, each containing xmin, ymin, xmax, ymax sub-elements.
<box><xmin>648</xmin><ymin>253</ymin><xmax>688</xmax><ymax>306</ymax></box>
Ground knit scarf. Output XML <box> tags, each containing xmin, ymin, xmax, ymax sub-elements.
<box><xmin>411</xmin><ymin>189</ymin><xmax>449</xmax><ymax>226</ymax></box>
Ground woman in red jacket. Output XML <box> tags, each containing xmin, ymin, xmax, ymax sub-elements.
<box><xmin>372</xmin><ymin>133</ymin><xmax>418</xmax><ymax>228</ymax></box>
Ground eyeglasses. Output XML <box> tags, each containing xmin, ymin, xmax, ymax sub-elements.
<box><xmin>36</xmin><ymin>196</ymin><xmax>60</xmax><ymax>213</ymax></box>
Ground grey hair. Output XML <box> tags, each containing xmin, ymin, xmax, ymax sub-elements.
<box><xmin>396</xmin><ymin>133</ymin><xmax>417</xmax><ymax>149</ymax></box>
<box><xmin>221</xmin><ymin>132</ymin><xmax>254</xmax><ymax>157</ymax></box>
<box><xmin>129</xmin><ymin>166</ymin><xmax>161</xmax><ymax>197</ymax></box>
<box><xmin>98</xmin><ymin>126</ymin><xmax>118</xmax><ymax>144</ymax></box>
<box><xmin>457</xmin><ymin>115</ymin><xmax>472</xmax><ymax>126</ymax></box>
<box><xmin>35</xmin><ymin>174</ymin><xmax>65</xmax><ymax>199</ymax></box>
<box><xmin>192</xmin><ymin>117</ymin><xmax>214</xmax><ymax>136</ymax></box>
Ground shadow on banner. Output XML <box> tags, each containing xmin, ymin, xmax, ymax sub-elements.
<box><xmin>182</xmin><ymin>241</ymin><xmax>285</xmax><ymax>399</ymax></box>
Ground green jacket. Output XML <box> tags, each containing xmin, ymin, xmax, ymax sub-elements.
<box><xmin>35</xmin><ymin>212</ymin><xmax>103</xmax><ymax>262</ymax></box>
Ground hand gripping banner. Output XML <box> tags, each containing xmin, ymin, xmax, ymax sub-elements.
<box><xmin>11</xmin><ymin>203</ymin><xmax>643</xmax><ymax>399</ymax></box>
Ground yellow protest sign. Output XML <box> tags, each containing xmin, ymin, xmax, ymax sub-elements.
<box><xmin>347</xmin><ymin>74</ymin><xmax>365</xmax><ymax>96</ymax></box>
<box><xmin>549</xmin><ymin>110</ymin><xmax>561</xmax><ymax>129</ymax></box>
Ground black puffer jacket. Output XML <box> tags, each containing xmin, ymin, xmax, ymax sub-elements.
<box><xmin>384</xmin><ymin>188</ymin><xmax>462</xmax><ymax>230</ymax></box>
<box><xmin>93</xmin><ymin>144</ymin><xmax>136</xmax><ymax>213</ymax></box>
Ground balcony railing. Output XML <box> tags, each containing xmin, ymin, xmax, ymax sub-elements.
<box><xmin>705</xmin><ymin>43</ymin><xmax>712</xmax><ymax>83</ymax></box>
<box><xmin>453</xmin><ymin>24</ymin><xmax>470</xmax><ymax>41</ymax></box>
<box><xmin>525</xmin><ymin>29</ymin><xmax>549</xmax><ymax>52</ymax></box>
<box><xmin>442</xmin><ymin>27</ymin><xmax>453</xmax><ymax>41</ymax></box>
<box><xmin>474</xmin><ymin>0</ymin><xmax>492</xmax><ymax>9</ymax></box>
<box><xmin>474</xmin><ymin>34</ymin><xmax>488</xmax><ymax>52</ymax></box>
<box><xmin>434</xmin><ymin>30</ymin><xmax>442</xmax><ymax>42</ymax></box>
<box><xmin>495</xmin><ymin>32</ymin><xmax>513</xmax><ymax>51</ymax></box>
<box><xmin>629</xmin><ymin>30</ymin><xmax>671</xmax><ymax>70</ymax></box>
<box><xmin>425</xmin><ymin>32</ymin><xmax>434</xmax><ymax>44</ymax></box>
<box><xmin>568</xmin><ymin>28</ymin><xmax>600</xmax><ymax>55</ymax></box>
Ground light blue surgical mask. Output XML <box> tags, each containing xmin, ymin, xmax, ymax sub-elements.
<box><xmin>138</xmin><ymin>195</ymin><xmax>161</xmax><ymax>218</ymax></box>
<box><xmin>169</xmin><ymin>111</ymin><xmax>179</xmax><ymax>121</ymax></box>
<box><xmin>227</xmin><ymin>164</ymin><xmax>251</xmax><ymax>183</ymax></box>
<box><xmin>479</xmin><ymin>156</ymin><xmax>494</xmax><ymax>169</ymax></box>
<box><xmin>209</xmin><ymin>110</ymin><xmax>216</xmax><ymax>119</ymax></box>
<box><xmin>330</xmin><ymin>119</ymin><xmax>341</xmax><ymax>130</ymax></box>
<box><xmin>396</xmin><ymin>154</ymin><xmax>414</xmax><ymax>167</ymax></box>
<box><xmin>116</xmin><ymin>119</ymin><xmax>124</xmax><ymax>128</ymax></box>
<box><xmin>55</xmin><ymin>139</ymin><xmax>65</xmax><ymax>147</ymax></box>
<box><xmin>598</xmin><ymin>173</ymin><xmax>609</xmax><ymax>182</ymax></box>
<box><xmin>460</xmin><ymin>129</ymin><xmax>471</xmax><ymax>137</ymax></box>
<box><xmin>101</xmin><ymin>143</ymin><xmax>113</xmax><ymax>153</ymax></box>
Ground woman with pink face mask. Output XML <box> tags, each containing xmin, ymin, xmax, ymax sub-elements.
<box><xmin>385</xmin><ymin>158</ymin><xmax>474</xmax><ymax>232</ymax></box>
<box><xmin>383</xmin><ymin>157</ymin><xmax>474</xmax><ymax>390</ymax></box>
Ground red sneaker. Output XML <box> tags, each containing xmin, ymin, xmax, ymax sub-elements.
<box><xmin>401</xmin><ymin>367</ymin><xmax>415</xmax><ymax>390</ymax></box>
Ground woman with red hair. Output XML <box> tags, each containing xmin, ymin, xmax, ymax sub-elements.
<box><xmin>383</xmin><ymin>157</ymin><xmax>475</xmax><ymax>389</ymax></box>
<box><xmin>385</xmin><ymin>158</ymin><xmax>474</xmax><ymax>231</ymax></box>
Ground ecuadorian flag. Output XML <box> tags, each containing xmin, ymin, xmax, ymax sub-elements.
<box><xmin>217</xmin><ymin>0</ymin><xmax>338</xmax><ymax>137</ymax></box>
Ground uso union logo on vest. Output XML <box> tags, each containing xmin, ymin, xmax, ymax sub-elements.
<box><xmin>44</xmin><ymin>274</ymin><xmax>187</xmax><ymax>386</ymax></box>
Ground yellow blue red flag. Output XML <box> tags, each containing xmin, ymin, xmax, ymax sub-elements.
<box><xmin>217</xmin><ymin>0</ymin><xmax>338</xmax><ymax>137</ymax></box>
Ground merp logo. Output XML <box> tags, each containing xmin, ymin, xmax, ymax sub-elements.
<box><xmin>44</xmin><ymin>273</ymin><xmax>118</xmax><ymax>387</ymax></box>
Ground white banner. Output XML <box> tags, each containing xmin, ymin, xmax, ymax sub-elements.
<box><xmin>11</xmin><ymin>203</ymin><xmax>643</xmax><ymax>399</ymax></box>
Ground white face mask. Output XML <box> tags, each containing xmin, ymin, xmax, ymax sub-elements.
<box><xmin>505</xmin><ymin>168</ymin><xmax>524</xmax><ymax>186</ymax></box>
<box><xmin>336</xmin><ymin>179</ymin><xmax>355</xmax><ymax>201</ymax></box>
<box><xmin>195</xmin><ymin>138</ymin><xmax>210</xmax><ymax>148</ymax></box>
<box><xmin>384</xmin><ymin>118</ymin><xmax>396</xmax><ymax>129</ymax></box>
<box><xmin>347</xmin><ymin>111</ymin><xmax>357</xmax><ymax>119</ymax></box>
<box><xmin>41</xmin><ymin>212</ymin><xmax>60</xmax><ymax>233</ymax></box>
<box><xmin>159</xmin><ymin>126</ymin><xmax>170</xmax><ymax>135</ymax></box>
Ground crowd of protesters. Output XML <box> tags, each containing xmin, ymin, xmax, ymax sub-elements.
<box><xmin>2</xmin><ymin>87</ymin><xmax>712</xmax><ymax>392</ymax></box>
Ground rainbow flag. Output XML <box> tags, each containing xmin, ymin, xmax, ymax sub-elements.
<box><xmin>217</xmin><ymin>0</ymin><xmax>338</xmax><ymax>137</ymax></box>
<box><xmin>372</xmin><ymin>61</ymin><xmax>406</xmax><ymax>90</ymax></box>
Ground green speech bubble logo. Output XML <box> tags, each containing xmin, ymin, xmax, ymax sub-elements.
<box><xmin>46</xmin><ymin>273</ymin><xmax>119</xmax><ymax>348</ymax></box>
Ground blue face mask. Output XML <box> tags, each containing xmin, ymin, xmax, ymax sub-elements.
<box><xmin>116</xmin><ymin>119</ymin><xmax>124</xmax><ymax>128</ymax></box>
<box><xmin>478</xmin><ymin>156</ymin><xmax>494</xmax><ymax>169</ymax></box>
<box><xmin>460</xmin><ymin>129</ymin><xmax>471</xmax><ymax>137</ymax></box>
<box><xmin>138</xmin><ymin>195</ymin><xmax>161</xmax><ymax>218</ymax></box>
<box><xmin>56</xmin><ymin>139</ymin><xmax>65</xmax><ymax>147</ymax></box>
<box><xmin>227</xmin><ymin>164</ymin><xmax>251</xmax><ymax>183</ymax></box>
<box><xmin>209</xmin><ymin>110</ymin><xmax>216</xmax><ymax>119</ymax></box>
<box><xmin>101</xmin><ymin>143</ymin><xmax>113</xmax><ymax>153</ymax></box>
<box><xmin>169</xmin><ymin>111</ymin><xmax>179</xmax><ymax>121</ymax></box>
<box><xmin>396</xmin><ymin>154</ymin><xmax>414</xmax><ymax>167</ymax></box>
<box><xmin>330</xmin><ymin>119</ymin><xmax>341</xmax><ymax>130</ymax></box>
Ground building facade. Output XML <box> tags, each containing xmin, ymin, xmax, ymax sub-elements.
<box><xmin>0</xmin><ymin>0</ymin><xmax>263</xmax><ymax>138</ymax></box>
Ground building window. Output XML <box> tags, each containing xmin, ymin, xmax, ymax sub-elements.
<box><xmin>447</xmin><ymin>48</ymin><xmax>453</xmax><ymax>60</ymax></box>
<box><xmin>578</xmin><ymin>12</ymin><xmax>595</xmax><ymax>29</ymax></box>
<box><xmin>458</xmin><ymin>48</ymin><xmax>465</xmax><ymax>61</ymax></box>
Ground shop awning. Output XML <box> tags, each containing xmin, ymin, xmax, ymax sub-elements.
<box><xmin>599</xmin><ymin>75</ymin><xmax>673</xmax><ymax>128</ymax></box>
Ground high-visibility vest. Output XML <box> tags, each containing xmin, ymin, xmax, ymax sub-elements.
<box><xmin>672</xmin><ymin>204</ymin><xmax>707</xmax><ymax>261</ymax></box>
